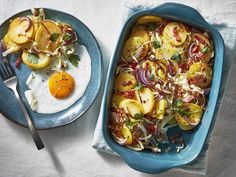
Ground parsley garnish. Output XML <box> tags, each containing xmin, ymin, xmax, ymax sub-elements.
<box><xmin>50</xmin><ymin>33</ymin><xmax>60</xmax><ymax>42</ymax></box>
<box><xmin>69</xmin><ymin>54</ymin><xmax>80</xmax><ymax>67</ymax></box>
<box><xmin>149</xmin><ymin>73</ymin><xmax>155</xmax><ymax>80</ymax></box>
<box><xmin>202</xmin><ymin>46</ymin><xmax>209</xmax><ymax>53</ymax></box>
<box><xmin>63</xmin><ymin>33</ymin><xmax>71</xmax><ymax>41</ymax></box>
<box><xmin>153</xmin><ymin>38</ymin><xmax>161</xmax><ymax>49</ymax></box>
<box><xmin>147</xmin><ymin>22</ymin><xmax>156</xmax><ymax>31</ymax></box>
<box><xmin>27</xmin><ymin>53</ymin><xmax>39</xmax><ymax>64</ymax></box>
<box><xmin>134</xmin><ymin>82</ymin><xmax>143</xmax><ymax>90</ymax></box>
<box><xmin>171</xmin><ymin>52</ymin><xmax>180</xmax><ymax>62</ymax></box>
<box><xmin>134</xmin><ymin>113</ymin><xmax>143</xmax><ymax>119</ymax></box>
<box><xmin>175</xmin><ymin>99</ymin><xmax>183</xmax><ymax>107</ymax></box>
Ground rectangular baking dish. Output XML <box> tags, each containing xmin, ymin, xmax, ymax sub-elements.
<box><xmin>101</xmin><ymin>2</ymin><xmax>224</xmax><ymax>173</ymax></box>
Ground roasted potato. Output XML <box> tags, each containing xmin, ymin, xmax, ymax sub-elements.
<box><xmin>187</xmin><ymin>62</ymin><xmax>212</xmax><ymax>88</ymax></box>
<box><xmin>138</xmin><ymin>88</ymin><xmax>154</xmax><ymax>114</ymax></box>
<box><xmin>175</xmin><ymin>103</ymin><xmax>203</xmax><ymax>130</ymax></box>
<box><xmin>8</xmin><ymin>17</ymin><xmax>34</xmax><ymax>44</ymax></box>
<box><xmin>163</xmin><ymin>22</ymin><xmax>187</xmax><ymax>46</ymax></box>
<box><xmin>122</xmin><ymin>37</ymin><xmax>148</xmax><ymax>62</ymax></box>
<box><xmin>119</xmin><ymin>99</ymin><xmax>144</xmax><ymax>118</ymax></box>
<box><xmin>137</xmin><ymin>15</ymin><xmax>162</xmax><ymax>25</ymax></box>
<box><xmin>22</xmin><ymin>51</ymin><xmax>50</xmax><ymax>69</ymax></box>
<box><xmin>114</xmin><ymin>72</ymin><xmax>137</xmax><ymax>92</ymax></box>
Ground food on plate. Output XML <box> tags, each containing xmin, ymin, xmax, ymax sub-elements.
<box><xmin>109</xmin><ymin>16</ymin><xmax>214</xmax><ymax>152</ymax></box>
<box><xmin>1</xmin><ymin>8</ymin><xmax>91</xmax><ymax>114</ymax></box>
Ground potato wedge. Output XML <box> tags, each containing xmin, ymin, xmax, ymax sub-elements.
<box><xmin>121</xmin><ymin>125</ymin><xmax>133</xmax><ymax>144</ymax></box>
<box><xmin>114</xmin><ymin>72</ymin><xmax>137</xmax><ymax>92</ymax></box>
<box><xmin>175</xmin><ymin>103</ymin><xmax>203</xmax><ymax>131</ymax></box>
<box><xmin>119</xmin><ymin>99</ymin><xmax>144</xmax><ymax>118</ymax></box>
<box><xmin>138</xmin><ymin>88</ymin><xmax>154</xmax><ymax>114</ymax></box>
<box><xmin>3</xmin><ymin>33</ymin><xmax>21</xmax><ymax>52</ymax></box>
<box><xmin>8</xmin><ymin>17</ymin><xmax>34</xmax><ymax>44</ymax></box>
<box><xmin>112</xmin><ymin>94</ymin><xmax>126</xmax><ymax>107</ymax></box>
<box><xmin>163</xmin><ymin>22</ymin><xmax>187</xmax><ymax>46</ymax></box>
<box><xmin>155</xmin><ymin>99</ymin><xmax>167</xmax><ymax>119</ymax></box>
<box><xmin>22</xmin><ymin>51</ymin><xmax>50</xmax><ymax>69</ymax></box>
<box><xmin>131</xmin><ymin>25</ymin><xmax>150</xmax><ymax>42</ymax></box>
<box><xmin>187</xmin><ymin>62</ymin><xmax>212</xmax><ymax>88</ymax></box>
<box><xmin>122</xmin><ymin>37</ymin><xmax>148</xmax><ymax>62</ymax></box>
<box><xmin>137</xmin><ymin>15</ymin><xmax>163</xmax><ymax>25</ymax></box>
<box><xmin>29</xmin><ymin>16</ymin><xmax>40</xmax><ymax>39</ymax></box>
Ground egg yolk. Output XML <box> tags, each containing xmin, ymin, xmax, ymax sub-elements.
<box><xmin>48</xmin><ymin>71</ymin><xmax>74</xmax><ymax>99</ymax></box>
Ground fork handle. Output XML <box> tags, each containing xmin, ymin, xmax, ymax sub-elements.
<box><xmin>14</xmin><ymin>90</ymin><xmax>45</xmax><ymax>150</ymax></box>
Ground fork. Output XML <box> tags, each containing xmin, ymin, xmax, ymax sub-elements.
<box><xmin>0</xmin><ymin>60</ymin><xmax>44</xmax><ymax>150</ymax></box>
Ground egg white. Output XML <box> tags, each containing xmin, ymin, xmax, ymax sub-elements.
<box><xmin>24</xmin><ymin>45</ymin><xmax>91</xmax><ymax>114</ymax></box>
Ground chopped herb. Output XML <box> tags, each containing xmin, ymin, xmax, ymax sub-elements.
<box><xmin>134</xmin><ymin>113</ymin><xmax>143</xmax><ymax>119</ymax></box>
<box><xmin>63</xmin><ymin>33</ymin><xmax>71</xmax><ymax>41</ymax></box>
<box><xmin>153</xmin><ymin>38</ymin><xmax>161</xmax><ymax>49</ymax></box>
<box><xmin>175</xmin><ymin>99</ymin><xmax>183</xmax><ymax>107</ymax></box>
<box><xmin>126</xmin><ymin>120</ymin><xmax>134</xmax><ymax>128</ymax></box>
<box><xmin>147</xmin><ymin>22</ymin><xmax>156</xmax><ymax>31</ymax></box>
<box><xmin>171</xmin><ymin>52</ymin><xmax>180</xmax><ymax>62</ymax></box>
<box><xmin>69</xmin><ymin>54</ymin><xmax>80</xmax><ymax>67</ymax></box>
<box><xmin>134</xmin><ymin>82</ymin><xmax>143</xmax><ymax>90</ymax></box>
<box><xmin>202</xmin><ymin>46</ymin><xmax>209</xmax><ymax>53</ymax></box>
<box><xmin>50</xmin><ymin>33</ymin><xmax>60</xmax><ymax>42</ymax></box>
<box><xmin>178</xmin><ymin>109</ymin><xmax>191</xmax><ymax>116</ymax></box>
<box><xmin>27</xmin><ymin>53</ymin><xmax>39</xmax><ymax>64</ymax></box>
<box><xmin>149</xmin><ymin>73</ymin><xmax>155</xmax><ymax>80</ymax></box>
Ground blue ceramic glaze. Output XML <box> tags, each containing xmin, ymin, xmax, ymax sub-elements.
<box><xmin>101</xmin><ymin>3</ymin><xmax>224</xmax><ymax>173</ymax></box>
<box><xmin>0</xmin><ymin>8</ymin><xmax>103</xmax><ymax>129</ymax></box>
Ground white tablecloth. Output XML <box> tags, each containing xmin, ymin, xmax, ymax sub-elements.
<box><xmin>0</xmin><ymin>0</ymin><xmax>236</xmax><ymax>177</ymax></box>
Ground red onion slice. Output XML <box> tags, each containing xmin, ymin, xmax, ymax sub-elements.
<box><xmin>183</xmin><ymin>116</ymin><xmax>199</xmax><ymax>126</ymax></box>
<box><xmin>19</xmin><ymin>16</ymin><xmax>32</xmax><ymax>32</ymax></box>
<box><xmin>188</xmin><ymin>42</ymin><xmax>196</xmax><ymax>59</ymax></box>
<box><xmin>63</xmin><ymin>27</ymin><xmax>78</xmax><ymax>46</ymax></box>
<box><xmin>137</xmin><ymin>68</ymin><xmax>155</xmax><ymax>87</ymax></box>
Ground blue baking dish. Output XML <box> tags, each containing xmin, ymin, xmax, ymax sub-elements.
<box><xmin>101</xmin><ymin>2</ymin><xmax>224</xmax><ymax>173</ymax></box>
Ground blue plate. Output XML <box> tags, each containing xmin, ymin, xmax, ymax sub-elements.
<box><xmin>0</xmin><ymin>8</ymin><xmax>103</xmax><ymax>129</ymax></box>
<box><xmin>101</xmin><ymin>3</ymin><xmax>224</xmax><ymax>173</ymax></box>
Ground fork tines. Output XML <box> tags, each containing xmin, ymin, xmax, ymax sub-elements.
<box><xmin>0</xmin><ymin>61</ymin><xmax>15</xmax><ymax>81</ymax></box>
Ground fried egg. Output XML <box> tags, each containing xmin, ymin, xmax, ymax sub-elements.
<box><xmin>24</xmin><ymin>45</ymin><xmax>91</xmax><ymax>114</ymax></box>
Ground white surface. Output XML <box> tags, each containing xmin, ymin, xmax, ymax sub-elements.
<box><xmin>0</xmin><ymin>0</ymin><xmax>236</xmax><ymax>177</ymax></box>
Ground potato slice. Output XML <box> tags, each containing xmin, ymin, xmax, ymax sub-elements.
<box><xmin>131</xmin><ymin>25</ymin><xmax>150</xmax><ymax>42</ymax></box>
<box><xmin>29</xmin><ymin>16</ymin><xmax>40</xmax><ymax>39</ymax></box>
<box><xmin>119</xmin><ymin>99</ymin><xmax>144</xmax><ymax>118</ymax></box>
<box><xmin>192</xmin><ymin>33</ymin><xmax>213</xmax><ymax>63</ymax></box>
<box><xmin>163</xmin><ymin>22</ymin><xmax>187</xmax><ymax>46</ymax></box>
<box><xmin>175</xmin><ymin>103</ymin><xmax>203</xmax><ymax>131</ymax></box>
<box><xmin>114</xmin><ymin>72</ymin><xmax>137</xmax><ymax>92</ymax></box>
<box><xmin>8</xmin><ymin>17</ymin><xmax>34</xmax><ymax>44</ymax></box>
<box><xmin>35</xmin><ymin>20</ymin><xmax>62</xmax><ymax>52</ymax></box>
<box><xmin>155</xmin><ymin>99</ymin><xmax>167</xmax><ymax>119</ymax></box>
<box><xmin>3</xmin><ymin>33</ymin><xmax>21</xmax><ymax>53</ymax></box>
<box><xmin>138</xmin><ymin>88</ymin><xmax>154</xmax><ymax>114</ymax></box>
<box><xmin>22</xmin><ymin>51</ymin><xmax>50</xmax><ymax>69</ymax></box>
<box><xmin>187</xmin><ymin>62</ymin><xmax>212</xmax><ymax>88</ymax></box>
<box><xmin>122</xmin><ymin>37</ymin><xmax>148</xmax><ymax>62</ymax></box>
<box><xmin>137</xmin><ymin>15</ymin><xmax>163</xmax><ymax>25</ymax></box>
<box><xmin>155</xmin><ymin>40</ymin><xmax>179</xmax><ymax>59</ymax></box>
<box><xmin>121</xmin><ymin>125</ymin><xmax>133</xmax><ymax>145</ymax></box>
<box><xmin>112</xmin><ymin>94</ymin><xmax>126</xmax><ymax>107</ymax></box>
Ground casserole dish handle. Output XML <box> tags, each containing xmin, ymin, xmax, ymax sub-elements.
<box><xmin>150</xmin><ymin>3</ymin><xmax>211</xmax><ymax>28</ymax></box>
